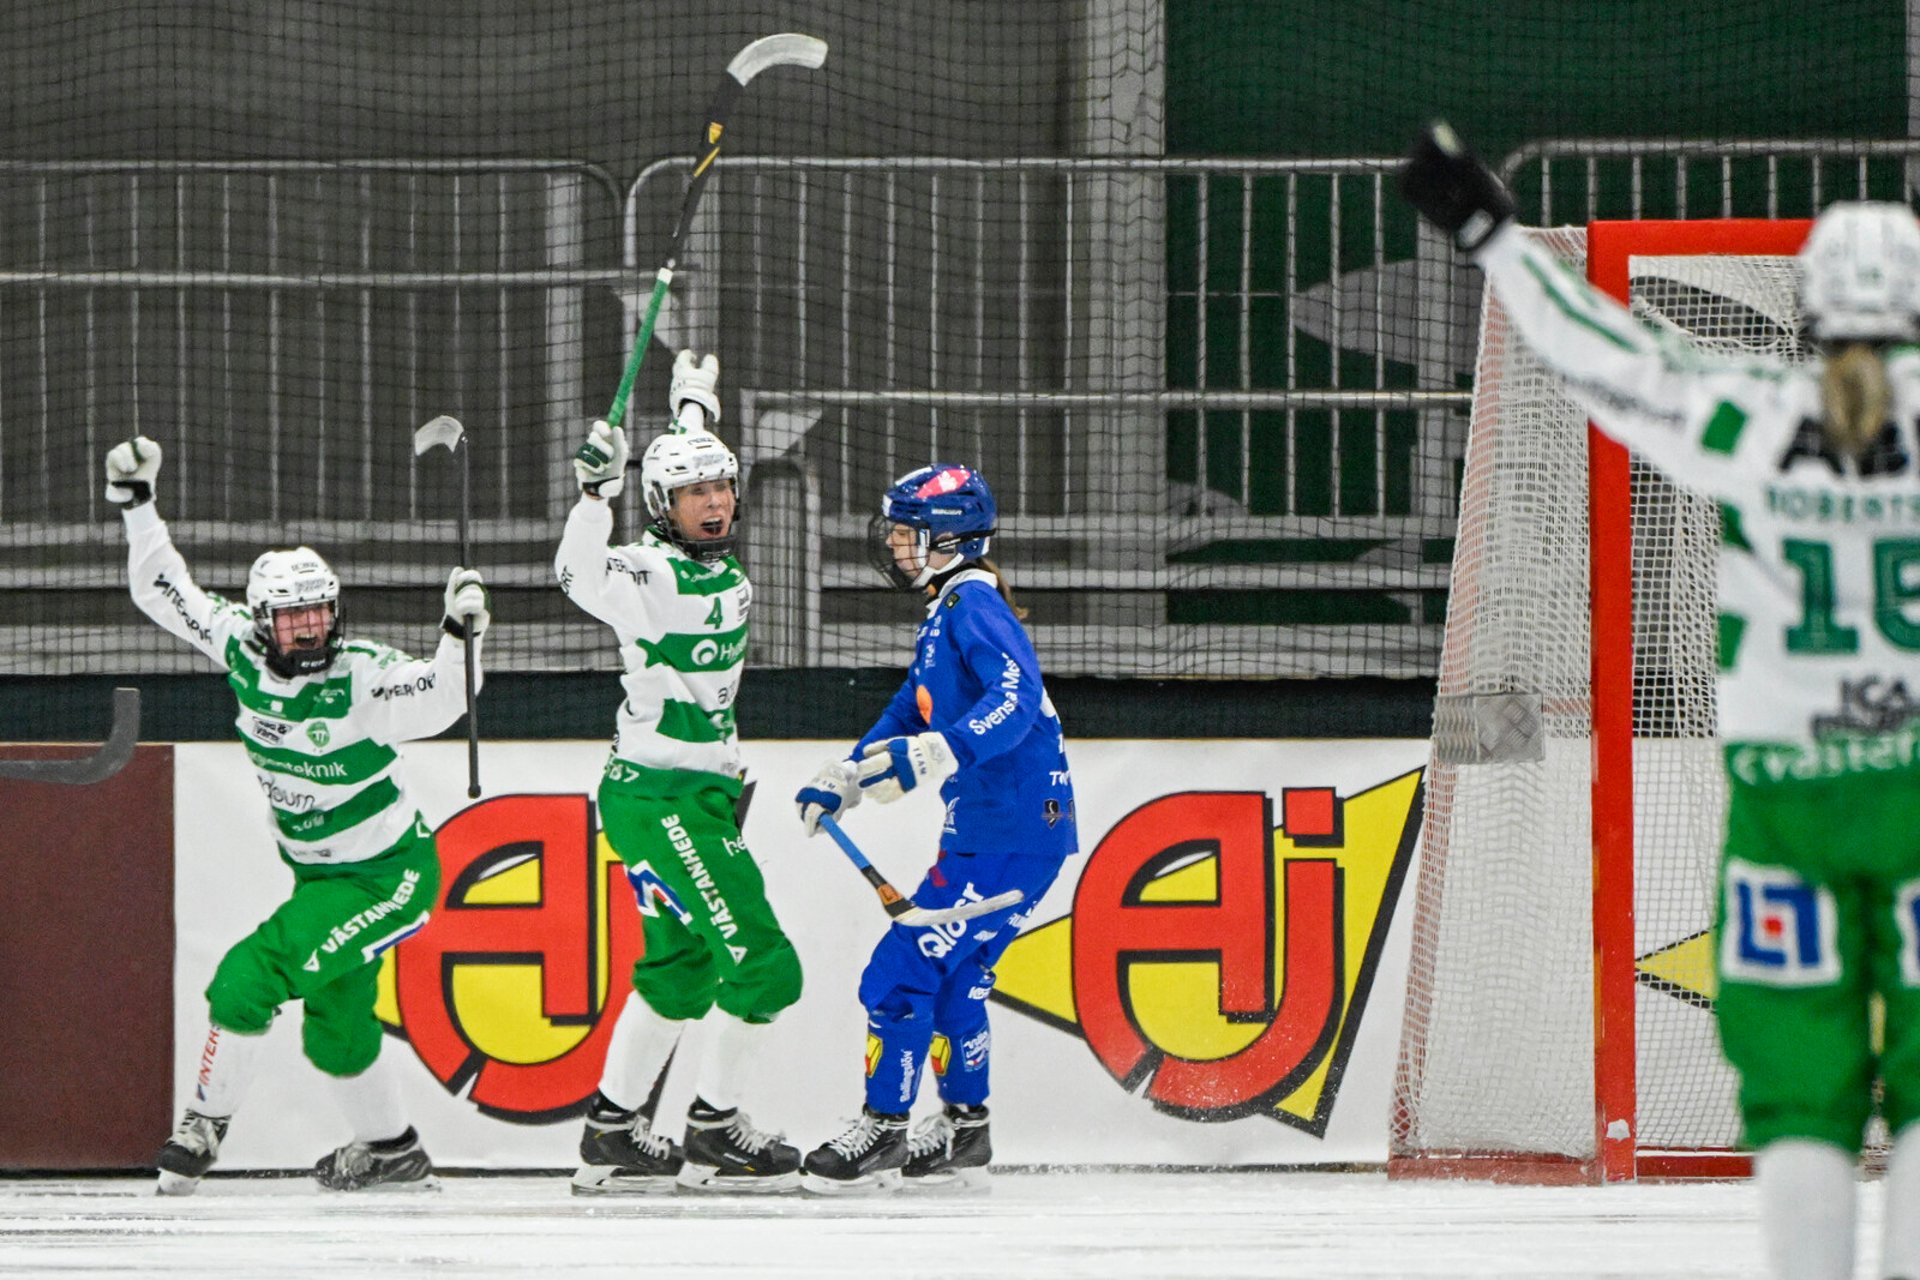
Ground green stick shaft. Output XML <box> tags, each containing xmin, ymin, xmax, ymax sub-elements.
<box><xmin>606</xmin><ymin>267</ymin><xmax>673</xmax><ymax>430</ymax></box>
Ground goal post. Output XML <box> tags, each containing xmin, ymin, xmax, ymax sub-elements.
<box><xmin>1392</xmin><ymin>219</ymin><xmax>1812</xmax><ymax>1184</ymax></box>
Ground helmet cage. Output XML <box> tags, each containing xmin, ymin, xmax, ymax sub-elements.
<box><xmin>246</xmin><ymin>548</ymin><xmax>344</xmax><ymax>678</ymax></box>
<box><xmin>867</xmin><ymin>514</ymin><xmax>995</xmax><ymax>590</ymax></box>
<box><xmin>869</xmin><ymin>463</ymin><xmax>999</xmax><ymax>590</ymax></box>
<box><xmin>640</xmin><ymin>430</ymin><xmax>741</xmax><ymax>564</ymax></box>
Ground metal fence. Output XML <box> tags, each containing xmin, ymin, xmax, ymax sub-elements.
<box><xmin>9</xmin><ymin>142</ymin><xmax>1918</xmax><ymax>677</ymax></box>
<box><xmin>638</xmin><ymin>155</ymin><xmax>1465</xmax><ymax>674</ymax></box>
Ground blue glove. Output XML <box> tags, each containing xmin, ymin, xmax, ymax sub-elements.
<box><xmin>855</xmin><ymin>731</ymin><xmax>958</xmax><ymax>804</ymax></box>
<box><xmin>795</xmin><ymin>758</ymin><xmax>860</xmax><ymax>836</ymax></box>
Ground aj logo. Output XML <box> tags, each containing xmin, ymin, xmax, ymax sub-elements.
<box><xmin>374</xmin><ymin>794</ymin><xmax>642</xmax><ymax>1121</ymax></box>
<box><xmin>990</xmin><ymin>771</ymin><xmax>1421</xmax><ymax>1132</ymax></box>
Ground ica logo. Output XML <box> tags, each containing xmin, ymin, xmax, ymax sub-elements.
<box><xmin>989</xmin><ymin>770</ymin><xmax>1422</xmax><ymax>1133</ymax></box>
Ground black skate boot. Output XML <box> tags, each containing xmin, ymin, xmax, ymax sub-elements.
<box><xmin>313</xmin><ymin>1125</ymin><xmax>438</xmax><ymax>1191</ymax></box>
<box><xmin>677</xmin><ymin>1097</ymin><xmax>802</xmax><ymax>1192</ymax></box>
<box><xmin>801</xmin><ymin>1106</ymin><xmax>909</xmax><ymax>1194</ymax></box>
<box><xmin>572</xmin><ymin>1091</ymin><xmax>684</xmax><ymax>1195</ymax></box>
<box><xmin>902</xmin><ymin>1103</ymin><xmax>992</xmax><ymax>1190</ymax></box>
<box><xmin>156</xmin><ymin>1109</ymin><xmax>230</xmax><ymax>1196</ymax></box>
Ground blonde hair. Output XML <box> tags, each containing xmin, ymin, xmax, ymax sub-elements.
<box><xmin>1820</xmin><ymin>342</ymin><xmax>1892</xmax><ymax>457</ymax></box>
<box><xmin>975</xmin><ymin>557</ymin><xmax>1028</xmax><ymax>620</ymax></box>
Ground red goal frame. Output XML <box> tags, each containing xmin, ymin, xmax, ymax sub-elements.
<box><xmin>1585</xmin><ymin>218</ymin><xmax>1811</xmax><ymax>1182</ymax></box>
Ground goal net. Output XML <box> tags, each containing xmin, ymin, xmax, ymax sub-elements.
<box><xmin>1391</xmin><ymin>219</ymin><xmax>1813</xmax><ymax>1182</ymax></box>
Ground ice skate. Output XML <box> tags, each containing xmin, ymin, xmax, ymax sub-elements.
<box><xmin>572</xmin><ymin>1098</ymin><xmax>684</xmax><ymax>1195</ymax></box>
<box><xmin>801</xmin><ymin>1106</ymin><xmax>909</xmax><ymax>1193</ymax></box>
<box><xmin>155</xmin><ymin>1109</ymin><xmax>230</xmax><ymax>1196</ymax></box>
<box><xmin>902</xmin><ymin>1103</ymin><xmax>991</xmax><ymax>1190</ymax></box>
<box><xmin>313</xmin><ymin>1126</ymin><xmax>438</xmax><ymax>1191</ymax></box>
<box><xmin>676</xmin><ymin>1099</ymin><xmax>801</xmax><ymax>1192</ymax></box>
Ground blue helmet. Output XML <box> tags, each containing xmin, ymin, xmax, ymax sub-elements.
<box><xmin>868</xmin><ymin>463</ymin><xmax>998</xmax><ymax>589</ymax></box>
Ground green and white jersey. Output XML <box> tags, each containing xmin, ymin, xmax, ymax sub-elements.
<box><xmin>555</xmin><ymin>496</ymin><xmax>750</xmax><ymax>782</ymax></box>
<box><xmin>1482</xmin><ymin>225</ymin><xmax>1920</xmax><ymax>782</ymax></box>
<box><xmin>123</xmin><ymin>503</ymin><xmax>479</xmax><ymax>863</ymax></box>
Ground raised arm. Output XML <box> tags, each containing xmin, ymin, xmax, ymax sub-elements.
<box><xmin>109</xmin><ymin>438</ymin><xmax>252</xmax><ymax>667</ymax></box>
<box><xmin>356</xmin><ymin>570</ymin><xmax>490</xmax><ymax>744</ymax></box>
<box><xmin>1401</xmin><ymin>123</ymin><xmax>1776</xmax><ymax>500</ymax></box>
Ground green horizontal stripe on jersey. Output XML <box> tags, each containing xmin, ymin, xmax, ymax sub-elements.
<box><xmin>656</xmin><ymin>698</ymin><xmax>738</xmax><ymax>745</ymax></box>
<box><xmin>668</xmin><ymin>557</ymin><xmax>745</xmax><ymax>596</ymax></box>
<box><xmin>635</xmin><ymin>623</ymin><xmax>749</xmax><ymax>672</ymax></box>
<box><xmin>244</xmin><ymin>736</ymin><xmax>398</xmax><ymax>786</ymax></box>
<box><xmin>1523</xmin><ymin>255</ymin><xmax>1641</xmax><ymax>354</ymax></box>
<box><xmin>225</xmin><ymin>638</ymin><xmax>354</xmax><ymax>719</ymax></box>
<box><xmin>274</xmin><ymin>776</ymin><xmax>402</xmax><ymax>842</ymax></box>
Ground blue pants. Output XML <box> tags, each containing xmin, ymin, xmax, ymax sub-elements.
<box><xmin>859</xmin><ymin>848</ymin><xmax>1064</xmax><ymax>1113</ymax></box>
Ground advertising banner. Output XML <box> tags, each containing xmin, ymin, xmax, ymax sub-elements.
<box><xmin>174</xmin><ymin>738</ymin><xmax>1426</xmax><ymax>1169</ymax></box>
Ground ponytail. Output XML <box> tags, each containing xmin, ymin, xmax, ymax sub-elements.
<box><xmin>1820</xmin><ymin>342</ymin><xmax>1892</xmax><ymax>458</ymax></box>
<box><xmin>975</xmin><ymin>557</ymin><xmax>1029</xmax><ymax>621</ymax></box>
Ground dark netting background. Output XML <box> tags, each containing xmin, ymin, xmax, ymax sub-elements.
<box><xmin>0</xmin><ymin>0</ymin><xmax>1907</xmax><ymax>742</ymax></box>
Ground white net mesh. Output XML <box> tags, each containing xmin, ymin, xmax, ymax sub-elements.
<box><xmin>1393</xmin><ymin>230</ymin><xmax>1804</xmax><ymax>1170</ymax></box>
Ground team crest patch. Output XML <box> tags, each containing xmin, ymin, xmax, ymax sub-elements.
<box><xmin>1896</xmin><ymin>879</ymin><xmax>1920</xmax><ymax>986</ymax></box>
<box><xmin>1720</xmin><ymin>858</ymin><xmax>1842</xmax><ymax>986</ymax></box>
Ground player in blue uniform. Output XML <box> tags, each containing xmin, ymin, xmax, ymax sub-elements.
<box><xmin>794</xmin><ymin>463</ymin><xmax>1077</xmax><ymax>1192</ymax></box>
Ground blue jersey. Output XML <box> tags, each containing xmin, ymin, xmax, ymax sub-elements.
<box><xmin>855</xmin><ymin>567</ymin><xmax>1077</xmax><ymax>859</ymax></box>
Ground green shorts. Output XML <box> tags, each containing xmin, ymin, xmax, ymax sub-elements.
<box><xmin>204</xmin><ymin>817</ymin><xmax>438</xmax><ymax>1077</ymax></box>
<box><xmin>598</xmin><ymin>764</ymin><xmax>801</xmax><ymax>1024</ymax></box>
<box><xmin>1715</xmin><ymin>750</ymin><xmax>1920</xmax><ymax>1151</ymax></box>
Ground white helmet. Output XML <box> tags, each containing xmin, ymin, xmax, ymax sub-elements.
<box><xmin>1798</xmin><ymin>202</ymin><xmax>1920</xmax><ymax>344</ymax></box>
<box><xmin>639</xmin><ymin>428</ymin><xmax>741</xmax><ymax>562</ymax></box>
<box><xmin>246</xmin><ymin>547</ymin><xmax>342</xmax><ymax>677</ymax></box>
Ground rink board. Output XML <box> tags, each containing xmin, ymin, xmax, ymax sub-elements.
<box><xmin>172</xmin><ymin>738</ymin><xmax>1427</xmax><ymax>1169</ymax></box>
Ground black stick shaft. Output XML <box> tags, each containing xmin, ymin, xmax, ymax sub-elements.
<box><xmin>459</xmin><ymin>437</ymin><xmax>480</xmax><ymax>798</ymax></box>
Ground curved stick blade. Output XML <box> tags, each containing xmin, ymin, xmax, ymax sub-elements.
<box><xmin>727</xmin><ymin>33</ymin><xmax>828</xmax><ymax>86</ymax></box>
<box><xmin>413</xmin><ymin>415</ymin><xmax>465</xmax><ymax>456</ymax></box>
<box><xmin>0</xmin><ymin>687</ymin><xmax>141</xmax><ymax>786</ymax></box>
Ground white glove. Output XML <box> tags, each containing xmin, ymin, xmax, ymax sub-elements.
<box><xmin>794</xmin><ymin>758</ymin><xmax>861</xmax><ymax>836</ymax></box>
<box><xmin>442</xmin><ymin>567</ymin><xmax>490</xmax><ymax>640</ymax></box>
<box><xmin>104</xmin><ymin>436</ymin><xmax>163</xmax><ymax>506</ymax></box>
<box><xmin>572</xmin><ymin>419</ymin><xmax>629</xmax><ymax>498</ymax></box>
<box><xmin>855</xmin><ymin>731</ymin><xmax>959</xmax><ymax>805</ymax></box>
<box><xmin>670</xmin><ymin>349</ymin><xmax>721</xmax><ymax>428</ymax></box>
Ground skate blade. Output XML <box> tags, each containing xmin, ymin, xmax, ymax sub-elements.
<box><xmin>675</xmin><ymin>1164</ymin><xmax>802</xmax><ymax>1194</ymax></box>
<box><xmin>317</xmin><ymin>1174</ymin><xmax>442</xmax><ymax>1194</ymax></box>
<box><xmin>571</xmin><ymin>1165</ymin><xmax>681</xmax><ymax>1196</ymax></box>
<box><xmin>902</xmin><ymin>1166</ymin><xmax>991</xmax><ymax>1192</ymax></box>
<box><xmin>800</xmin><ymin>1168</ymin><xmax>903</xmax><ymax>1195</ymax></box>
<box><xmin>154</xmin><ymin>1170</ymin><xmax>201</xmax><ymax>1197</ymax></box>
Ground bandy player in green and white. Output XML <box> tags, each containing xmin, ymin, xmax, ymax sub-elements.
<box><xmin>104</xmin><ymin>435</ymin><xmax>489</xmax><ymax>1195</ymax></box>
<box><xmin>557</xmin><ymin>350</ymin><xmax>804</xmax><ymax>1193</ymax></box>
<box><xmin>1404</xmin><ymin>125</ymin><xmax>1920</xmax><ymax>1280</ymax></box>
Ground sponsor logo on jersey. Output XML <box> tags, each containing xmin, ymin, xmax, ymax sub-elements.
<box><xmin>988</xmin><ymin>772</ymin><xmax>1421</xmax><ymax>1132</ymax></box>
<box><xmin>306</xmin><ymin>723</ymin><xmax>331</xmax><ymax>748</ymax></box>
<box><xmin>372</xmin><ymin>673</ymin><xmax>438</xmax><ymax>700</ymax></box>
<box><xmin>1720</xmin><ymin>858</ymin><xmax>1842</xmax><ymax>986</ymax></box>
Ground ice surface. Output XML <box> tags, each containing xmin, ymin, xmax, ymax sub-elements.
<box><xmin>0</xmin><ymin>1169</ymin><xmax>1885</xmax><ymax>1279</ymax></box>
